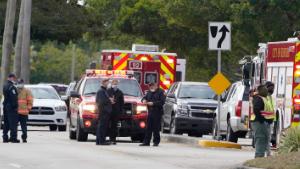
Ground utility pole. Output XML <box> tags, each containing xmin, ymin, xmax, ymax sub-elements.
<box><xmin>20</xmin><ymin>0</ymin><xmax>32</xmax><ymax>83</ymax></box>
<box><xmin>0</xmin><ymin>0</ymin><xmax>17</xmax><ymax>95</ymax></box>
<box><xmin>71</xmin><ymin>44</ymin><xmax>76</xmax><ymax>81</ymax></box>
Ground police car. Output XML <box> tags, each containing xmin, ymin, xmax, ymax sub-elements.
<box><xmin>69</xmin><ymin>70</ymin><xmax>148</xmax><ymax>142</ymax></box>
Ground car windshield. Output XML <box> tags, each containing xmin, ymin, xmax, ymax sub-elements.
<box><xmin>29</xmin><ymin>87</ymin><xmax>61</xmax><ymax>100</ymax></box>
<box><xmin>178</xmin><ymin>84</ymin><xmax>215</xmax><ymax>99</ymax></box>
<box><xmin>83</xmin><ymin>78</ymin><xmax>142</xmax><ymax>97</ymax></box>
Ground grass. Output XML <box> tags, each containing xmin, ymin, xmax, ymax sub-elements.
<box><xmin>244</xmin><ymin>151</ymin><xmax>300</xmax><ymax>169</ymax></box>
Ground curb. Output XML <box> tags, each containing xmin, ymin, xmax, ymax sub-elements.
<box><xmin>233</xmin><ymin>165</ymin><xmax>263</xmax><ymax>169</ymax></box>
<box><xmin>199</xmin><ymin>140</ymin><xmax>241</xmax><ymax>149</ymax></box>
<box><xmin>161</xmin><ymin>134</ymin><xmax>242</xmax><ymax>149</ymax></box>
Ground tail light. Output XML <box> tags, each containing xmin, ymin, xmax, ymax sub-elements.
<box><xmin>139</xmin><ymin>121</ymin><xmax>146</xmax><ymax>128</ymax></box>
<box><xmin>235</xmin><ymin>101</ymin><xmax>242</xmax><ymax>117</ymax></box>
<box><xmin>293</xmin><ymin>114</ymin><xmax>300</xmax><ymax>123</ymax></box>
<box><xmin>84</xmin><ymin>120</ymin><xmax>92</xmax><ymax>127</ymax></box>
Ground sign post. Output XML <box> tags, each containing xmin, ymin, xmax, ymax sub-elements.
<box><xmin>208</xmin><ymin>22</ymin><xmax>231</xmax><ymax>141</ymax></box>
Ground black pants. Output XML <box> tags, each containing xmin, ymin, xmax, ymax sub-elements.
<box><xmin>143</xmin><ymin>114</ymin><xmax>162</xmax><ymax>145</ymax></box>
<box><xmin>2</xmin><ymin>110</ymin><xmax>18</xmax><ymax>141</ymax></box>
<box><xmin>19</xmin><ymin>115</ymin><xmax>28</xmax><ymax>140</ymax></box>
<box><xmin>109</xmin><ymin>113</ymin><xmax>119</xmax><ymax>142</ymax></box>
<box><xmin>96</xmin><ymin>113</ymin><xmax>110</xmax><ymax>144</ymax></box>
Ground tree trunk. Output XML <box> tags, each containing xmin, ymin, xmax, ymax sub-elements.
<box><xmin>0</xmin><ymin>0</ymin><xmax>17</xmax><ymax>95</ymax></box>
<box><xmin>14</xmin><ymin>0</ymin><xmax>25</xmax><ymax>77</ymax></box>
<box><xmin>20</xmin><ymin>0</ymin><xmax>32</xmax><ymax>83</ymax></box>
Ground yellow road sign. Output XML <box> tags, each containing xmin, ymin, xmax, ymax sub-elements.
<box><xmin>208</xmin><ymin>72</ymin><xmax>231</xmax><ymax>95</ymax></box>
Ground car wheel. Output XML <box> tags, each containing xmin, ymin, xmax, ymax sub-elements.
<box><xmin>76</xmin><ymin>117</ymin><xmax>88</xmax><ymax>142</ymax></box>
<box><xmin>131</xmin><ymin>135</ymin><xmax>144</xmax><ymax>143</ymax></box>
<box><xmin>170</xmin><ymin>115</ymin><xmax>181</xmax><ymax>135</ymax></box>
<box><xmin>49</xmin><ymin>125</ymin><xmax>57</xmax><ymax>131</ymax></box>
<box><xmin>212</xmin><ymin>118</ymin><xmax>218</xmax><ymax>140</ymax></box>
<box><xmin>226</xmin><ymin>120</ymin><xmax>238</xmax><ymax>143</ymax></box>
<box><xmin>161</xmin><ymin>118</ymin><xmax>169</xmax><ymax>134</ymax></box>
<box><xmin>69</xmin><ymin>119</ymin><xmax>76</xmax><ymax>140</ymax></box>
<box><xmin>58</xmin><ymin>125</ymin><xmax>67</xmax><ymax>132</ymax></box>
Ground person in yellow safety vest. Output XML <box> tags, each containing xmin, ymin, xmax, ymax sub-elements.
<box><xmin>265</xmin><ymin>81</ymin><xmax>275</xmax><ymax>156</ymax></box>
<box><xmin>251</xmin><ymin>84</ymin><xmax>275</xmax><ymax>158</ymax></box>
<box><xmin>17</xmin><ymin>79</ymin><xmax>33</xmax><ymax>143</ymax></box>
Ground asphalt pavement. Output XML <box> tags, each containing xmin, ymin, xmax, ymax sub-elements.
<box><xmin>0</xmin><ymin>126</ymin><xmax>254</xmax><ymax>169</ymax></box>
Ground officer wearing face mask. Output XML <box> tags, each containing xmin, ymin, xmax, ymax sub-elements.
<box><xmin>140</xmin><ymin>82</ymin><xmax>166</xmax><ymax>147</ymax></box>
<box><xmin>107</xmin><ymin>79</ymin><xmax>124</xmax><ymax>145</ymax></box>
<box><xmin>251</xmin><ymin>84</ymin><xmax>275</xmax><ymax>158</ymax></box>
<box><xmin>2</xmin><ymin>73</ymin><xmax>19</xmax><ymax>143</ymax></box>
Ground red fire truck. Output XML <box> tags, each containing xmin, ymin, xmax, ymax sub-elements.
<box><xmin>101</xmin><ymin>44</ymin><xmax>180</xmax><ymax>93</ymax></box>
<box><xmin>248</xmin><ymin>37</ymin><xmax>300</xmax><ymax>146</ymax></box>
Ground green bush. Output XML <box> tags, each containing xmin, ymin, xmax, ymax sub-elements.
<box><xmin>279</xmin><ymin>127</ymin><xmax>300</xmax><ymax>154</ymax></box>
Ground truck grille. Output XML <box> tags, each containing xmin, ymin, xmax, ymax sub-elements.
<box><xmin>189</xmin><ymin>105</ymin><xmax>216</xmax><ymax>118</ymax></box>
<box><xmin>29</xmin><ymin>107</ymin><xmax>55</xmax><ymax>115</ymax></box>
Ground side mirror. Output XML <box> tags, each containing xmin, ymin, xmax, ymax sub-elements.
<box><xmin>70</xmin><ymin>91</ymin><xmax>80</xmax><ymax>98</ymax></box>
<box><xmin>167</xmin><ymin>93</ymin><xmax>176</xmax><ymax>98</ymax></box>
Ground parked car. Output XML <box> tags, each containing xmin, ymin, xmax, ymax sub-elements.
<box><xmin>26</xmin><ymin>85</ymin><xmax>68</xmax><ymax>131</ymax></box>
<box><xmin>61</xmin><ymin>81</ymin><xmax>76</xmax><ymax>114</ymax></box>
<box><xmin>162</xmin><ymin>82</ymin><xmax>218</xmax><ymax>137</ymax></box>
<box><xmin>39</xmin><ymin>83</ymin><xmax>68</xmax><ymax>96</ymax></box>
<box><xmin>213</xmin><ymin>81</ymin><xmax>250</xmax><ymax>142</ymax></box>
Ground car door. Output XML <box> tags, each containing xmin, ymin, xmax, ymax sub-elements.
<box><xmin>163</xmin><ymin>82</ymin><xmax>179</xmax><ymax>127</ymax></box>
<box><xmin>70</xmin><ymin>79</ymin><xmax>83</xmax><ymax>127</ymax></box>
<box><xmin>220</xmin><ymin>83</ymin><xmax>237</xmax><ymax>130</ymax></box>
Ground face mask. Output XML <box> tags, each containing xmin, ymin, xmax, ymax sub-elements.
<box><xmin>150</xmin><ymin>89</ymin><xmax>155</xmax><ymax>92</ymax></box>
<box><xmin>17</xmin><ymin>84</ymin><xmax>24</xmax><ymax>89</ymax></box>
<box><xmin>112</xmin><ymin>85</ymin><xmax>117</xmax><ymax>90</ymax></box>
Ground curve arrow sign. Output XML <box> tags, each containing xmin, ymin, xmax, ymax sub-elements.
<box><xmin>217</xmin><ymin>25</ymin><xmax>230</xmax><ymax>48</ymax></box>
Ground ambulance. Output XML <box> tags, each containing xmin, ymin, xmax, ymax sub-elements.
<box><xmin>101</xmin><ymin>44</ymin><xmax>185</xmax><ymax>93</ymax></box>
<box><xmin>248</xmin><ymin>37</ymin><xmax>300</xmax><ymax>146</ymax></box>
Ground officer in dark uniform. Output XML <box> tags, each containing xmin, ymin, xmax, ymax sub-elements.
<box><xmin>107</xmin><ymin>79</ymin><xmax>124</xmax><ymax>145</ymax></box>
<box><xmin>2</xmin><ymin>73</ymin><xmax>19</xmax><ymax>143</ymax></box>
<box><xmin>96</xmin><ymin>78</ymin><xmax>113</xmax><ymax>145</ymax></box>
<box><xmin>140</xmin><ymin>82</ymin><xmax>166</xmax><ymax>147</ymax></box>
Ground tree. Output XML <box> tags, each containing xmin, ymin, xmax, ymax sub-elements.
<box><xmin>0</xmin><ymin>0</ymin><xmax>17</xmax><ymax>94</ymax></box>
<box><xmin>14</xmin><ymin>0</ymin><xmax>25</xmax><ymax>77</ymax></box>
<box><xmin>20</xmin><ymin>0</ymin><xmax>32</xmax><ymax>83</ymax></box>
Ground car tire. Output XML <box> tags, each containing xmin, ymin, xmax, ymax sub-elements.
<box><xmin>49</xmin><ymin>125</ymin><xmax>57</xmax><ymax>131</ymax></box>
<box><xmin>131</xmin><ymin>135</ymin><xmax>144</xmax><ymax>143</ymax></box>
<box><xmin>161</xmin><ymin>118</ymin><xmax>169</xmax><ymax>134</ymax></box>
<box><xmin>58</xmin><ymin>125</ymin><xmax>67</xmax><ymax>132</ymax></box>
<box><xmin>76</xmin><ymin>117</ymin><xmax>88</xmax><ymax>142</ymax></box>
<box><xmin>69</xmin><ymin>120</ymin><xmax>76</xmax><ymax>140</ymax></box>
<box><xmin>226</xmin><ymin>120</ymin><xmax>238</xmax><ymax>143</ymax></box>
<box><xmin>170</xmin><ymin>115</ymin><xmax>181</xmax><ymax>135</ymax></box>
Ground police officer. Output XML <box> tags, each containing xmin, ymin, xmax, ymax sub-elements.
<box><xmin>251</xmin><ymin>85</ymin><xmax>275</xmax><ymax>158</ymax></box>
<box><xmin>2</xmin><ymin>73</ymin><xmax>19</xmax><ymax>143</ymax></box>
<box><xmin>140</xmin><ymin>82</ymin><xmax>166</xmax><ymax>147</ymax></box>
<box><xmin>108</xmin><ymin>79</ymin><xmax>124</xmax><ymax>145</ymax></box>
<box><xmin>96</xmin><ymin>78</ymin><xmax>113</xmax><ymax>145</ymax></box>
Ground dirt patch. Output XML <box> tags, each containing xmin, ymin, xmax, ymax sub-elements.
<box><xmin>244</xmin><ymin>151</ymin><xmax>300</xmax><ymax>169</ymax></box>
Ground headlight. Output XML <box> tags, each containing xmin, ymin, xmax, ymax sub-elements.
<box><xmin>136</xmin><ymin>105</ymin><xmax>147</xmax><ymax>114</ymax></box>
<box><xmin>82</xmin><ymin>104</ymin><xmax>97</xmax><ymax>113</ymax></box>
<box><xmin>55</xmin><ymin>106</ymin><xmax>67</xmax><ymax>112</ymax></box>
<box><xmin>176</xmin><ymin>103</ymin><xmax>188</xmax><ymax>116</ymax></box>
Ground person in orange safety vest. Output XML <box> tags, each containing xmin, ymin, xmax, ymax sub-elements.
<box><xmin>17</xmin><ymin>79</ymin><xmax>33</xmax><ymax>143</ymax></box>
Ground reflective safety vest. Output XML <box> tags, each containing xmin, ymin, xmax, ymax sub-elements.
<box><xmin>251</xmin><ymin>95</ymin><xmax>275</xmax><ymax>121</ymax></box>
<box><xmin>18</xmin><ymin>88</ymin><xmax>33</xmax><ymax>115</ymax></box>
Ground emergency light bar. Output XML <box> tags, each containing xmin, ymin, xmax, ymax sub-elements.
<box><xmin>86</xmin><ymin>69</ymin><xmax>134</xmax><ymax>77</ymax></box>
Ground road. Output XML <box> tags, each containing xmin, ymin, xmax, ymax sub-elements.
<box><xmin>0</xmin><ymin>127</ymin><xmax>253</xmax><ymax>169</ymax></box>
